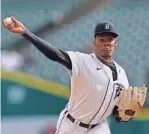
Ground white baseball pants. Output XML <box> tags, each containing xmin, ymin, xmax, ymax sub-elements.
<box><xmin>55</xmin><ymin>110</ymin><xmax>111</xmax><ymax>134</ymax></box>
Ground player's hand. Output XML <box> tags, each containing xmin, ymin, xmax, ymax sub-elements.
<box><xmin>3</xmin><ymin>16</ymin><xmax>26</xmax><ymax>34</ymax></box>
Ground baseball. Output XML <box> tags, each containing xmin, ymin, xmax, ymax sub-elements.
<box><xmin>3</xmin><ymin>17</ymin><xmax>13</xmax><ymax>26</ymax></box>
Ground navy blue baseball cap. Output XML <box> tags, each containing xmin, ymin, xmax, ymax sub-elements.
<box><xmin>94</xmin><ymin>22</ymin><xmax>118</xmax><ymax>38</ymax></box>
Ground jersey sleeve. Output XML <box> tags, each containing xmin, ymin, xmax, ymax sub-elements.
<box><xmin>66</xmin><ymin>51</ymin><xmax>83</xmax><ymax>76</ymax></box>
<box><xmin>121</xmin><ymin>68</ymin><xmax>129</xmax><ymax>89</ymax></box>
<box><xmin>22</xmin><ymin>29</ymin><xmax>72</xmax><ymax>70</ymax></box>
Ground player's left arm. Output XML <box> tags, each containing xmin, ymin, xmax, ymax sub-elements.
<box><xmin>112</xmin><ymin>69</ymin><xmax>147</xmax><ymax>123</ymax></box>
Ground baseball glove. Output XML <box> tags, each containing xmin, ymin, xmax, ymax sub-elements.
<box><xmin>116</xmin><ymin>86</ymin><xmax>147</xmax><ymax>121</ymax></box>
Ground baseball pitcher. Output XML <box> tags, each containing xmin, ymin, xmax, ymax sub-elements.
<box><xmin>3</xmin><ymin>16</ymin><xmax>147</xmax><ymax>134</ymax></box>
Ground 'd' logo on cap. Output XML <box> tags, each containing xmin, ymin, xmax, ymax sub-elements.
<box><xmin>105</xmin><ymin>24</ymin><xmax>110</xmax><ymax>30</ymax></box>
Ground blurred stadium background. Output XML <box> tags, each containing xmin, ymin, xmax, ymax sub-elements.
<box><xmin>1</xmin><ymin>0</ymin><xmax>149</xmax><ymax>134</ymax></box>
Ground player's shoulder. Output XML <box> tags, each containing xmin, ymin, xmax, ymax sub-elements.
<box><xmin>67</xmin><ymin>51</ymin><xmax>92</xmax><ymax>59</ymax></box>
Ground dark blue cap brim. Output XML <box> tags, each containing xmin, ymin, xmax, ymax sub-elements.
<box><xmin>94</xmin><ymin>31</ymin><xmax>118</xmax><ymax>38</ymax></box>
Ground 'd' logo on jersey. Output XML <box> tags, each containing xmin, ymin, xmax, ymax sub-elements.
<box><xmin>113</xmin><ymin>83</ymin><xmax>125</xmax><ymax>100</ymax></box>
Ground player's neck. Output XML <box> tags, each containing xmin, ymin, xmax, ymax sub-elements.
<box><xmin>96</xmin><ymin>54</ymin><xmax>112</xmax><ymax>65</ymax></box>
<box><xmin>102</xmin><ymin>56</ymin><xmax>112</xmax><ymax>65</ymax></box>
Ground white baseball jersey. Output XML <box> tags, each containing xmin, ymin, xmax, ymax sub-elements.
<box><xmin>65</xmin><ymin>51</ymin><xmax>129</xmax><ymax>124</ymax></box>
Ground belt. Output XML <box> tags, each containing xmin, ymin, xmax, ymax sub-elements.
<box><xmin>64</xmin><ymin>111</ymin><xmax>97</xmax><ymax>129</ymax></box>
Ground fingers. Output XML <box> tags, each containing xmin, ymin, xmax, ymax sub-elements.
<box><xmin>117</xmin><ymin>92</ymin><xmax>124</xmax><ymax>111</ymax></box>
<box><xmin>126</xmin><ymin>89</ymin><xmax>132</xmax><ymax>107</ymax></box>
<box><xmin>122</xmin><ymin>90</ymin><xmax>127</xmax><ymax>109</ymax></box>
<box><xmin>3</xmin><ymin>16</ymin><xmax>26</xmax><ymax>34</ymax></box>
<box><xmin>10</xmin><ymin>27</ymin><xmax>25</xmax><ymax>33</ymax></box>
<box><xmin>11</xmin><ymin>16</ymin><xmax>18</xmax><ymax>24</ymax></box>
<box><xmin>132</xmin><ymin>87</ymin><xmax>138</xmax><ymax>102</ymax></box>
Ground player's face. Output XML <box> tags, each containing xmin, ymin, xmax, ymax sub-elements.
<box><xmin>93</xmin><ymin>35</ymin><xmax>117</xmax><ymax>58</ymax></box>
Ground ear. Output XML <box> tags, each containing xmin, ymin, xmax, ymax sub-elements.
<box><xmin>115</xmin><ymin>40</ymin><xmax>118</xmax><ymax>47</ymax></box>
<box><xmin>93</xmin><ymin>40</ymin><xmax>96</xmax><ymax>49</ymax></box>
<box><xmin>114</xmin><ymin>41</ymin><xmax>117</xmax><ymax>51</ymax></box>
